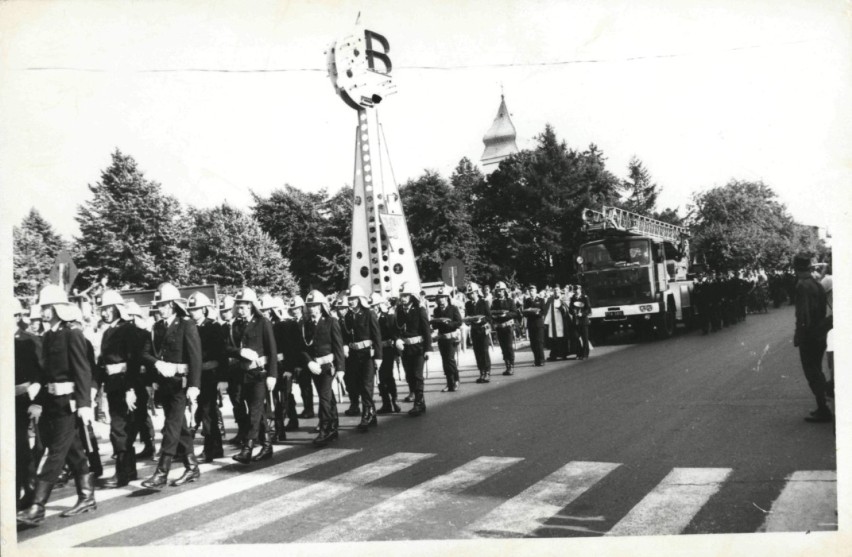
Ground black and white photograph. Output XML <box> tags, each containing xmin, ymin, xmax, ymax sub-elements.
<box><xmin>2</xmin><ymin>1</ymin><xmax>849</xmax><ymax>556</ymax></box>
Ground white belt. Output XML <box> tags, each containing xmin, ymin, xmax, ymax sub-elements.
<box><xmin>106</xmin><ymin>362</ymin><xmax>128</xmax><ymax>375</ymax></box>
<box><xmin>160</xmin><ymin>363</ymin><xmax>189</xmax><ymax>376</ymax></box>
<box><xmin>495</xmin><ymin>321</ymin><xmax>514</xmax><ymax>329</ymax></box>
<box><xmin>402</xmin><ymin>336</ymin><xmax>422</xmax><ymax>345</ymax></box>
<box><xmin>15</xmin><ymin>382</ymin><xmax>31</xmax><ymax>396</ymax></box>
<box><xmin>439</xmin><ymin>331</ymin><xmax>460</xmax><ymax>341</ymax></box>
<box><xmin>277</xmin><ymin>353</ymin><xmax>284</xmax><ymax>362</ymax></box>
<box><xmin>349</xmin><ymin>340</ymin><xmax>373</xmax><ymax>350</ymax></box>
<box><xmin>240</xmin><ymin>356</ymin><xmax>267</xmax><ymax>371</ymax></box>
<box><xmin>202</xmin><ymin>361</ymin><xmax>219</xmax><ymax>371</ymax></box>
<box><xmin>315</xmin><ymin>354</ymin><xmax>334</xmax><ymax>365</ymax></box>
<box><xmin>48</xmin><ymin>382</ymin><xmax>75</xmax><ymax>395</ymax></box>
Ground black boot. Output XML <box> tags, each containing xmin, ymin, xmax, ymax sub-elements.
<box><xmin>18</xmin><ymin>477</ymin><xmax>36</xmax><ymax>511</ymax></box>
<box><xmin>376</xmin><ymin>385</ymin><xmax>392</xmax><ymax>414</ymax></box>
<box><xmin>232</xmin><ymin>439</ymin><xmax>255</xmax><ymax>464</ymax></box>
<box><xmin>344</xmin><ymin>395</ymin><xmax>361</xmax><ymax>417</ymax></box>
<box><xmin>55</xmin><ymin>465</ymin><xmax>71</xmax><ymax>487</ymax></box>
<box><xmin>141</xmin><ymin>454</ymin><xmax>173</xmax><ymax>489</ymax></box>
<box><xmin>357</xmin><ymin>406</ymin><xmax>377</xmax><ymax>431</ymax></box>
<box><xmin>284</xmin><ymin>418</ymin><xmax>300</xmax><ymax>431</ymax></box>
<box><xmin>482</xmin><ymin>371</ymin><xmax>491</xmax><ymax>383</ymax></box>
<box><xmin>17</xmin><ymin>480</ymin><xmax>53</xmax><ymax>526</ymax></box>
<box><xmin>61</xmin><ymin>472</ymin><xmax>97</xmax><ymax>517</ymax></box>
<box><xmin>137</xmin><ymin>441</ymin><xmax>155</xmax><ymax>460</ymax></box>
<box><xmin>408</xmin><ymin>393</ymin><xmax>426</xmax><ymax>417</ymax></box>
<box><xmin>103</xmin><ymin>452</ymin><xmax>129</xmax><ymax>488</ymax></box>
<box><xmin>170</xmin><ymin>452</ymin><xmax>201</xmax><ymax>486</ymax></box>
<box><xmin>441</xmin><ymin>376</ymin><xmax>454</xmax><ymax>392</ymax></box>
<box><xmin>503</xmin><ymin>362</ymin><xmax>514</xmax><ymax>376</ymax></box>
<box><xmin>253</xmin><ymin>421</ymin><xmax>275</xmax><ymax>461</ymax></box>
<box><xmin>475</xmin><ymin>372</ymin><xmax>485</xmax><ymax>384</ymax></box>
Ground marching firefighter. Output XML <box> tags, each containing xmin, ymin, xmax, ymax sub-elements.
<box><xmin>140</xmin><ymin>283</ymin><xmax>202</xmax><ymax>489</ymax></box>
<box><xmin>186</xmin><ymin>292</ymin><xmax>225</xmax><ymax>463</ymax></box>
<box><xmin>124</xmin><ymin>301</ymin><xmax>157</xmax><ymax>460</ymax></box>
<box><xmin>220</xmin><ymin>295</ymin><xmax>249</xmax><ymax>447</ymax></box>
<box><xmin>334</xmin><ymin>295</ymin><xmax>360</xmax><ymax>419</ymax></box>
<box><xmin>261</xmin><ymin>294</ymin><xmax>298</xmax><ymax>441</ymax></box>
<box><xmin>227</xmin><ymin>288</ymin><xmax>278</xmax><ymax>464</ymax></box>
<box><xmin>301</xmin><ymin>291</ymin><xmax>346</xmax><ymax>446</ymax></box>
<box><xmin>342</xmin><ymin>285</ymin><xmax>383</xmax><ymax>431</ymax></box>
<box><xmin>523</xmin><ymin>285</ymin><xmax>547</xmax><ymax>366</ymax></box>
<box><xmin>15</xmin><ymin>298</ymin><xmax>43</xmax><ymax>511</ymax></box>
<box><xmin>288</xmin><ymin>296</ymin><xmax>316</xmax><ymax>421</ymax></box>
<box><xmin>431</xmin><ymin>284</ymin><xmax>463</xmax><ymax>392</ymax></box>
<box><xmin>96</xmin><ymin>290</ymin><xmax>142</xmax><ymax>488</ymax></box>
<box><xmin>17</xmin><ymin>286</ymin><xmax>96</xmax><ymax>526</ymax></box>
<box><xmin>373</xmin><ymin>293</ymin><xmax>402</xmax><ymax>414</ymax></box>
<box><xmin>274</xmin><ymin>296</ymin><xmax>304</xmax><ymax>437</ymax></box>
<box><xmin>465</xmin><ymin>283</ymin><xmax>492</xmax><ymax>384</ymax></box>
<box><xmin>491</xmin><ymin>281</ymin><xmax>519</xmax><ymax>375</ymax></box>
<box><xmin>395</xmin><ymin>281</ymin><xmax>432</xmax><ymax>416</ymax></box>
<box><xmin>570</xmin><ymin>284</ymin><xmax>592</xmax><ymax>360</ymax></box>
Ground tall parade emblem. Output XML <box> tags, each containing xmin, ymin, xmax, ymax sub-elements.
<box><xmin>327</xmin><ymin>25</ymin><xmax>421</xmax><ymax>296</ymax></box>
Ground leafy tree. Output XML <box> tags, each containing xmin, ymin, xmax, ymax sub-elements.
<box><xmin>653</xmin><ymin>207</ymin><xmax>684</xmax><ymax>226</ymax></box>
<box><xmin>187</xmin><ymin>204</ymin><xmax>297</xmax><ymax>295</ymax></box>
<box><xmin>13</xmin><ymin>208</ymin><xmax>67</xmax><ymax>297</ymax></box>
<box><xmin>473</xmin><ymin>125</ymin><xmax>621</xmax><ymax>285</ymax></box>
<box><xmin>75</xmin><ymin>149</ymin><xmax>191</xmax><ymax>288</ymax></box>
<box><xmin>617</xmin><ymin>156</ymin><xmax>660</xmax><ymax>215</ymax></box>
<box><xmin>252</xmin><ymin>185</ymin><xmax>348</xmax><ymax>293</ymax></box>
<box><xmin>690</xmin><ymin>180</ymin><xmax>797</xmax><ymax>272</ymax></box>
<box><xmin>399</xmin><ymin>170</ymin><xmax>481</xmax><ymax>282</ymax></box>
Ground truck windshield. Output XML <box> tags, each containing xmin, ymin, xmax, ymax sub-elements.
<box><xmin>580</xmin><ymin>239</ymin><xmax>651</xmax><ymax>271</ymax></box>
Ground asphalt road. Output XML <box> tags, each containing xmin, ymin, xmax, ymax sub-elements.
<box><xmin>17</xmin><ymin>305</ymin><xmax>837</xmax><ymax>548</ymax></box>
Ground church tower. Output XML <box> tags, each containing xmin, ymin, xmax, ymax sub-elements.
<box><xmin>480</xmin><ymin>94</ymin><xmax>519</xmax><ymax>173</ymax></box>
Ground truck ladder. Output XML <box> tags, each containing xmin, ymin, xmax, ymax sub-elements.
<box><xmin>582</xmin><ymin>205</ymin><xmax>687</xmax><ymax>244</ymax></box>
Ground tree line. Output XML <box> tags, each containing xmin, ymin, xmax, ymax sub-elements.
<box><xmin>13</xmin><ymin>126</ymin><xmax>827</xmax><ymax>299</ymax></box>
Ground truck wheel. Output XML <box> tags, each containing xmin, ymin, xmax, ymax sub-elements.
<box><xmin>656</xmin><ymin>301</ymin><xmax>676</xmax><ymax>339</ymax></box>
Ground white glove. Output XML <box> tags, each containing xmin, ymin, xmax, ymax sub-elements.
<box><xmin>394</xmin><ymin>339</ymin><xmax>404</xmax><ymax>351</ymax></box>
<box><xmin>27</xmin><ymin>383</ymin><xmax>41</xmax><ymax>401</ymax></box>
<box><xmin>266</xmin><ymin>377</ymin><xmax>276</xmax><ymax>391</ymax></box>
<box><xmin>240</xmin><ymin>348</ymin><xmax>260</xmax><ymax>361</ymax></box>
<box><xmin>343</xmin><ymin>346</ymin><xmax>350</xmax><ymax>359</ymax></box>
<box><xmin>374</xmin><ymin>359</ymin><xmax>382</xmax><ymax>369</ymax></box>
<box><xmin>283</xmin><ymin>371</ymin><xmax>293</xmax><ymax>380</ymax></box>
<box><xmin>78</xmin><ymin>406</ymin><xmax>94</xmax><ymax>425</ymax></box>
<box><xmin>91</xmin><ymin>387</ymin><xmax>98</xmax><ymax>402</ymax></box>
<box><xmin>125</xmin><ymin>390</ymin><xmax>137</xmax><ymax>411</ymax></box>
<box><xmin>217</xmin><ymin>381</ymin><xmax>229</xmax><ymax>393</ymax></box>
<box><xmin>186</xmin><ymin>386</ymin><xmax>200</xmax><ymax>404</ymax></box>
<box><xmin>308</xmin><ymin>361</ymin><xmax>321</xmax><ymax>375</ymax></box>
<box><xmin>334</xmin><ymin>371</ymin><xmax>345</xmax><ymax>382</ymax></box>
<box><xmin>155</xmin><ymin>360</ymin><xmax>175</xmax><ymax>377</ymax></box>
<box><xmin>28</xmin><ymin>404</ymin><xmax>42</xmax><ymax>421</ymax></box>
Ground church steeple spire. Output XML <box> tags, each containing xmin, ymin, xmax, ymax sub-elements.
<box><xmin>480</xmin><ymin>94</ymin><xmax>519</xmax><ymax>173</ymax></box>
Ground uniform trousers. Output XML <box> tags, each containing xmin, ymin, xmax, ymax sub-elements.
<box><xmin>378</xmin><ymin>347</ymin><xmax>399</xmax><ymax>399</ymax></box>
<box><xmin>16</xmin><ymin>396</ymin><xmax>35</xmax><ymax>498</ymax></box>
<box><xmin>348</xmin><ymin>349</ymin><xmax>376</xmax><ymax>408</ymax></box>
<box><xmin>438</xmin><ymin>339</ymin><xmax>459</xmax><ymax>386</ymax></box>
<box><xmin>575</xmin><ymin>317</ymin><xmax>590</xmax><ymax>358</ymax></box>
<box><xmin>274</xmin><ymin>372</ymin><xmax>299</xmax><ymax>427</ymax></box>
<box><xmin>106</xmin><ymin>385</ymin><xmax>138</xmax><ymax>453</ymax></box>
<box><xmin>227</xmin><ymin>367</ymin><xmax>249</xmax><ymax>437</ymax></box>
<box><xmin>238</xmin><ymin>374</ymin><xmax>269</xmax><ymax>441</ymax></box>
<box><xmin>528</xmin><ymin>325</ymin><xmax>545</xmax><ymax>364</ymax></box>
<box><xmin>37</xmin><ymin>397</ymin><xmax>90</xmax><ymax>483</ymax></box>
<box><xmin>799</xmin><ymin>337</ymin><xmax>828</xmax><ymax>408</ymax></box>
<box><xmin>401</xmin><ymin>345</ymin><xmax>425</xmax><ymax>394</ymax></box>
<box><xmin>133</xmin><ymin>385</ymin><xmax>155</xmax><ymax>445</ymax></box>
<box><xmin>343</xmin><ymin>357</ymin><xmax>359</xmax><ymax>406</ymax></box>
<box><xmin>470</xmin><ymin>328</ymin><xmax>491</xmax><ymax>372</ymax></box>
<box><xmin>311</xmin><ymin>364</ymin><xmax>339</xmax><ymax>426</ymax></box>
<box><xmin>496</xmin><ymin>325</ymin><xmax>515</xmax><ymax>364</ymax></box>
<box><xmin>156</xmin><ymin>377</ymin><xmax>194</xmax><ymax>458</ymax></box>
<box><xmin>297</xmin><ymin>368</ymin><xmax>315</xmax><ymax>415</ymax></box>
<box><xmin>197</xmin><ymin>370</ymin><xmax>223</xmax><ymax>455</ymax></box>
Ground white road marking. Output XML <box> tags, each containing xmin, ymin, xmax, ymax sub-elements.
<box><xmin>606</xmin><ymin>467</ymin><xmax>731</xmax><ymax>536</ymax></box>
<box><xmin>43</xmin><ymin>445</ymin><xmax>291</xmax><ymax>518</ymax></box>
<box><xmin>463</xmin><ymin>460</ymin><xmax>620</xmax><ymax>538</ymax></box>
<box><xmin>299</xmin><ymin>456</ymin><xmax>524</xmax><ymax>543</ymax></box>
<box><xmin>155</xmin><ymin>452</ymin><xmax>435</xmax><ymax>545</ymax></box>
<box><xmin>759</xmin><ymin>470</ymin><xmax>837</xmax><ymax>532</ymax></box>
<box><xmin>20</xmin><ymin>447</ymin><xmax>357</xmax><ymax>549</ymax></box>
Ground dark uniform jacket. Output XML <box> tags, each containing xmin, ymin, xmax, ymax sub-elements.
<box><xmin>569</xmin><ymin>294</ymin><xmax>592</xmax><ymax>320</ymax></box>
<box><xmin>225</xmin><ymin>314</ymin><xmax>278</xmax><ymax>381</ymax></box>
<box><xmin>196</xmin><ymin>318</ymin><xmax>225</xmax><ymax>374</ymax></box>
<box><xmin>523</xmin><ymin>296</ymin><xmax>546</xmax><ymax>328</ymax></box>
<box><xmin>280</xmin><ymin>319</ymin><xmax>306</xmax><ymax>373</ymax></box>
<box><xmin>97</xmin><ymin>320</ymin><xmax>141</xmax><ymax>394</ymax></box>
<box><xmin>36</xmin><ymin>323</ymin><xmax>93</xmax><ymax>411</ymax></box>
<box><xmin>142</xmin><ymin>316</ymin><xmax>203</xmax><ymax>390</ymax></box>
<box><xmin>795</xmin><ymin>277</ymin><xmax>827</xmax><ymax>342</ymax></box>
<box><xmin>490</xmin><ymin>297</ymin><xmax>518</xmax><ymax>325</ymax></box>
<box><xmin>431</xmin><ymin>304</ymin><xmax>462</xmax><ymax>337</ymax></box>
<box><xmin>395</xmin><ymin>301</ymin><xmax>432</xmax><ymax>352</ymax></box>
<box><xmin>465</xmin><ymin>298</ymin><xmax>492</xmax><ymax>331</ymax></box>
<box><xmin>342</xmin><ymin>307</ymin><xmax>382</xmax><ymax>359</ymax></box>
<box><xmin>16</xmin><ymin>329</ymin><xmax>43</xmax><ymax>388</ymax></box>
<box><xmin>300</xmin><ymin>314</ymin><xmax>345</xmax><ymax>371</ymax></box>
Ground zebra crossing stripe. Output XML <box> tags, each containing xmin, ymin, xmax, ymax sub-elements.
<box><xmin>299</xmin><ymin>455</ymin><xmax>524</xmax><ymax>543</ymax></box>
<box><xmin>605</xmin><ymin>467</ymin><xmax>731</xmax><ymax>536</ymax></box>
<box><xmin>43</xmin><ymin>445</ymin><xmax>293</xmax><ymax>518</ymax></box>
<box><xmin>759</xmin><ymin>470</ymin><xmax>837</xmax><ymax>532</ymax></box>
<box><xmin>155</xmin><ymin>452</ymin><xmax>436</xmax><ymax>545</ymax></box>
<box><xmin>20</xmin><ymin>448</ymin><xmax>359</xmax><ymax>549</ymax></box>
<box><xmin>463</xmin><ymin>461</ymin><xmax>621</xmax><ymax>538</ymax></box>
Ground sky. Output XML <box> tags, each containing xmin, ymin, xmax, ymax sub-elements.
<box><xmin>1</xmin><ymin>0</ymin><xmax>850</xmax><ymax>241</ymax></box>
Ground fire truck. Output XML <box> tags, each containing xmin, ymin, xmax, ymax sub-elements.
<box><xmin>576</xmin><ymin>206</ymin><xmax>695</xmax><ymax>341</ymax></box>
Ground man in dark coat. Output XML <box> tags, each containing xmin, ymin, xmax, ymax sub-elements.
<box><xmin>793</xmin><ymin>253</ymin><xmax>832</xmax><ymax>423</ymax></box>
<box><xmin>523</xmin><ymin>285</ymin><xmax>547</xmax><ymax>366</ymax></box>
<box><xmin>491</xmin><ymin>281</ymin><xmax>519</xmax><ymax>375</ymax></box>
<box><xmin>431</xmin><ymin>285</ymin><xmax>463</xmax><ymax>392</ymax></box>
<box><xmin>465</xmin><ymin>283</ymin><xmax>492</xmax><ymax>384</ymax></box>
<box><xmin>395</xmin><ymin>281</ymin><xmax>432</xmax><ymax>416</ymax></box>
<box><xmin>342</xmin><ymin>285</ymin><xmax>383</xmax><ymax>430</ymax></box>
<box><xmin>14</xmin><ymin>298</ymin><xmax>43</xmax><ymax>511</ymax></box>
